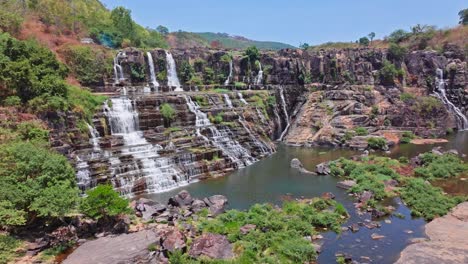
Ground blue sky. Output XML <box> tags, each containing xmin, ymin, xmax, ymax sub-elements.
<box><xmin>100</xmin><ymin>0</ymin><xmax>466</xmax><ymax>46</ymax></box>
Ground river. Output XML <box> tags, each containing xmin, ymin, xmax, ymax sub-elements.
<box><xmin>146</xmin><ymin>131</ymin><xmax>467</xmax><ymax>263</ymax></box>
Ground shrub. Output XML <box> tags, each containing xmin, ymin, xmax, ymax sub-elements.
<box><xmin>388</xmin><ymin>43</ymin><xmax>407</xmax><ymax>62</ymax></box>
<box><xmin>400</xmin><ymin>92</ymin><xmax>415</xmax><ymax>102</ymax></box>
<box><xmin>0</xmin><ymin>235</ymin><xmax>22</xmax><ymax>264</ymax></box>
<box><xmin>367</xmin><ymin>137</ymin><xmax>387</xmax><ymax>150</ymax></box>
<box><xmin>379</xmin><ymin>61</ymin><xmax>404</xmax><ymax>86</ymax></box>
<box><xmin>413</xmin><ymin>153</ymin><xmax>467</xmax><ymax>180</ymax></box>
<box><xmin>400</xmin><ymin>131</ymin><xmax>415</xmax><ymax>144</ymax></box>
<box><xmin>3</xmin><ymin>96</ymin><xmax>21</xmax><ymax>107</ymax></box>
<box><xmin>354</xmin><ymin>127</ymin><xmax>368</xmax><ymax>136</ymax></box>
<box><xmin>16</xmin><ymin>121</ymin><xmax>49</xmax><ymax>142</ymax></box>
<box><xmin>80</xmin><ymin>185</ymin><xmax>130</xmax><ymax>220</ymax></box>
<box><xmin>160</xmin><ymin>103</ymin><xmax>176</xmax><ymax>127</ymax></box>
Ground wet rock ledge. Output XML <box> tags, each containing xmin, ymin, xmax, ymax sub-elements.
<box><xmin>396</xmin><ymin>202</ymin><xmax>468</xmax><ymax>264</ymax></box>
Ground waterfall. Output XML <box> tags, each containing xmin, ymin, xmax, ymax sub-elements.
<box><xmin>184</xmin><ymin>95</ymin><xmax>256</xmax><ymax>167</ymax></box>
<box><xmin>104</xmin><ymin>97</ymin><xmax>188</xmax><ymax>195</ymax></box>
<box><xmin>113</xmin><ymin>52</ymin><xmax>125</xmax><ymax>84</ymax></box>
<box><xmin>165</xmin><ymin>51</ymin><xmax>182</xmax><ymax>92</ymax></box>
<box><xmin>278</xmin><ymin>87</ymin><xmax>291</xmax><ymax>141</ymax></box>
<box><xmin>255</xmin><ymin>62</ymin><xmax>263</xmax><ymax>85</ymax></box>
<box><xmin>223</xmin><ymin>94</ymin><xmax>233</xmax><ymax>108</ymax></box>
<box><xmin>87</xmin><ymin>123</ymin><xmax>101</xmax><ymax>160</ymax></box>
<box><xmin>434</xmin><ymin>69</ymin><xmax>467</xmax><ymax>130</ymax></box>
<box><xmin>224</xmin><ymin>60</ymin><xmax>233</xmax><ymax>86</ymax></box>
<box><xmin>238</xmin><ymin>92</ymin><xmax>248</xmax><ymax>105</ymax></box>
<box><xmin>76</xmin><ymin>156</ymin><xmax>92</xmax><ymax>191</ymax></box>
<box><xmin>146</xmin><ymin>52</ymin><xmax>160</xmax><ymax>89</ymax></box>
<box><xmin>238</xmin><ymin>116</ymin><xmax>271</xmax><ymax>155</ymax></box>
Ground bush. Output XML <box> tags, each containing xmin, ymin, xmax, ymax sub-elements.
<box><xmin>354</xmin><ymin>127</ymin><xmax>368</xmax><ymax>136</ymax></box>
<box><xmin>400</xmin><ymin>131</ymin><xmax>415</xmax><ymax>144</ymax></box>
<box><xmin>400</xmin><ymin>92</ymin><xmax>415</xmax><ymax>102</ymax></box>
<box><xmin>16</xmin><ymin>121</ymin><xmax>49</xmax><ymax>142</ymax></box>
<box><xmin>367</xmin><ymin>137</ymin><xmax>387</xmax><ymax>150</ymax></box>
<box><xmin>413</xmin><ymin>153</ymin><xmax>467</xmax><ymax>180</ymax></box>
<box><xmin>388</xmin><ymin>43</ymin><xmax>407</xmax><ymax>62</ymax></box>
<box><xmin>0</xmin><ymin>9</ymin><xmax>23</xmax><ymax>34</ymax></box>
<box><xmin>379</xmin><ymin>61</ymin><xmax>404</xmax><ymax>86</ymax></box>
<box><xmin>0</xmin><ymin>142</ymin><xmax>79</xmax><ymax>228</ymax></box>
<box><xmin>80</xmin><ymin>185</ymin><xmax>130</xmax><ymax>220</ymax></box>
<box><xmin>0</xmin><ymin>235</ymin><xmax>22</xmax><ymax>264</ymax></box>
<box><xmin>160</xmin><ymin>103</ymin><xmax>176</xmax><ymax>127</ymax></box>
<box><xmin>3</xmin><ymin>96</ymin><xmax>21</xmax><ymax>107</ymax></box>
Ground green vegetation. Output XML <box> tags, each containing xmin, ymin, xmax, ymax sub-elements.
<box><xmin>411</xmin><ymin>96</ymin><xmax>442</xmax><ymax>114</ymax></box>
<box><xmin>367</xmin><ymin>137</ymin><xmax>387</xmax><ymax>150</ymax></box>
<box><xmin>0</xmin><ymin>141</ymin><xmax>79</xmax><ymax>228</ymax></box>
<box><xmin>400</xmin><ymin>131</ymin><xmax>415</xmax><ymax>144</ymax></box>
<box><xmin>400</xmin><ymin>92</ymin><xmax>415</xmax><ymax>102</ymax></box>
<box><xmin>80</xmin><ymin>185</ymin><xmax>130</xmax><ymax>220</ymax></box>
<box><xmin>378</xmin><ymin>61</ymin><xmax>405</xmax><ymax>86</ymax></box>
<box><xmin>459</xmin><ymin>9</ymin><xmax>468</xmax><ymax>25</ymax></box>
<box><xmin>413</xmin><ymin>152</ymin><xmax>468</xmax><ymax>180</ymax></box>
<box><xmin>358</xmin><ymin>37</ymin><xmax>370</xmax><ymax>46</ymax></box>
<box><xmin>354</xmin><ymin>127</ymin><xmax>368</xmax><ymax>136</ymax></box>
<box><xmin>0</xmin><ymin>235</ymin><xmax>22</xmax><ymax>263</ymax></box>
<box><xmin>193</xmin><ymin>200</ymin><xmax>347</xmax><ymax>263</ymax></box>
<box><xmin>160</xmin><ymin>103</ymin><xmax>176</xmax><ymax>127</ymax></box>
<box><xmin>388</xmin><ymin>43</ymin><xmax>407</xmax><ymax>62</ymax></box>
<box><xmin>400</xmin><ymin>178</ymin><xmax>461</xmax><ymax>220</ymax></box>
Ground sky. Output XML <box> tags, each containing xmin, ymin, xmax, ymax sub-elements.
<box><xmin>100</xmin><ymin>0</ymin><xmax>466</xmax><ymax>46</ymax></box>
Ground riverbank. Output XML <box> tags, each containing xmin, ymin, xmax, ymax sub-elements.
<box><xmin>396</xmin><ymin>202</ymin><xmax>468</xmax><ymax>264</ymax></box>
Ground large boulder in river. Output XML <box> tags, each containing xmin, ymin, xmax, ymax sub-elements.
<box><xmin>204</xmin><ymin>195</ymin><xmax>228</xmax><ymax>216</ymax></box>
<box><xmin>168</xmin><ymin>190</ymin><xmax>193</xmax><ymax>207</ymax></box>
<box><xmin>290</xmin><ymin>158</ymin><xmax>315</xmax><ymax>174</ymax></box>
<box><xmin>189</xmin><ymin>233</ymin><xmax>234</xmax><ymax>260</ymax></box>
<box><xmin>337</xmin><ymin>180</ymin><xmax>356</xmax><ymax>190</ymax></box>
<box><xmin>316</xmin><ymin>162</ymin><xmax>331</xmax><ymax>175</ymax></box>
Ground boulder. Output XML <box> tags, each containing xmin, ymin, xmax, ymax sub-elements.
<box><xmin>290</xmin><ymin>158</ymin><xmax>316</xmax><ymax>174</ymax></box>
<box><xmin>337</xmin><ymin>180</ymin><xmax>356</xmax><ymax>190</ymax></box>
<box><xmin>240</xmin><ymin>224</ymin><xmax>256</xmax><ymax>235</ymax></box>
<box><xmin>161</xmin><ymin>229</ymin><xmax>186</xmax><ymax>253</ymax></box>
<box><xmin>204</xmin><ymin>195</ymin><xmax>228</xmax><ymax>216</ymax></box>
<box><xmin>316</xmin><ymin>162</ymin><xmax>331</xmax><ymax>175</ymax></box>
<box><xmin>358</xmin><ymin>191</ymin><xmax>373</xmax><ymax>203</ymax></box>
<box><xmin>168</xmin><ymin>190</ymin><xmax>194</xmax><ymax>207</ymax></box>
<box><xmin>191</xmin><ymin>199</ymin><xmax>208</xmax><ymax>213</ymax></box>
<box><xmin>322</xmin><ymin>192</ymin><xmax>336</xmax><ymax>200</ymax></box>
<box><xmin>189</xmin><ymin>233</ymin><xmax>234</xmax><ymax>260</ymax></box>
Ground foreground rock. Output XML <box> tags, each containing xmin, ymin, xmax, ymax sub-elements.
<box><xmin>189</xmin><ymin>233</ymin><xmax>234</xmax><ymax>260</ymax></box>
<box><xmin>396</xmin><ymin>202</ymin><xmax>468</xmax><ymax>264</ymax></box>
<box><xmin>290</xmin><ymin>158</ymin><xmax>316</xmax><ymax>174</ymax></box>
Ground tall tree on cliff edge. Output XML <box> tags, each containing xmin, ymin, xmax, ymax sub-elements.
<box><xmin>459</xmin><ymin>9</ymin><xmax>468</xmax><ymax>25</ymax></box>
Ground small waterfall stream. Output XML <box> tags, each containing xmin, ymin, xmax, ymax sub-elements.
<box><xmin>223</xmin><ymin>94</ymin><xmax>233</xmax><ymax>108</ymax></box>
<box><xmin>146</xmin><ymin>52</ymin><xmax>160</xmax><ymax>89</ymax></box>
<box><xmin>255</xmin><ymin>62</ymin><xmax>263</xmax><ymax>85</ymax></box>
<box><xmin>104</xmin><ymin>96</ymin><xmax>188</xmax><ymax>195</ymax></box>
<box><xmin>224</xmin><ymin>60</ymin><xmax>233</xmax><ymax>86</ymax></box>
<box><xmin>278</xmin><ymin>87</ymin><xmax>291</xmax><ymax>141</ymax></box>
<box><xmin>434</xmin><ymin>69</ymin><xmax>467</xmax><ymax>130</ymax></box>
<box><xmin>113</xmin><ymin>52</ymin><xmax>125</xmax><ymax>84</ymax></box>
<box><xmin>238</xmin><ymin>92</ymin><xmax>248</xmax><ymax>105</ymax></box>
<box><xmin>184</xmin><ymin>95</ymin><xmax>256</xmax><ymax>167</ymax></box>
<box><xmin>165</xmin><ymin>51</ymin><xmax>182</xmax><ymax>92</ymax></box>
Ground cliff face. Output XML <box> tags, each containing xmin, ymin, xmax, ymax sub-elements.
<box><xmin>60</xmin><ymin>45</ymin><xmax>466</xmax><ymax>195</ymax></box>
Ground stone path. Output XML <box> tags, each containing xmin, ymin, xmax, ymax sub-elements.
<box><xmin>395</xmin><ymin>202</ymin><xmax>468</xmax><ymax>264</ymax></box>
<box><xmin>63</xmin><ymin>230</ymin><xmax>156</xmax><ymax>264</ymax></box>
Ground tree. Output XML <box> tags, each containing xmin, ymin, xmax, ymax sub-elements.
<box><xmin>244</xmin><ymin>46</ymin><xmax>260</xmax><ymax>63</ymax></box>
<box><xmin>358</xmin><ymin>37</ymin><xmax>370</xmax><ymax>46</ymax></box>
<box><xmin>387</xmin><ymin>29</ymin><xmax>410</xmax><ymax>43</ymax></box>
<box><xmin>110</xmin><ymin>7</ymin><xmax>134</xmax><ymax>44</ymax></box>
<box><xmin>0</xmin><ymin>141</ymin><xmax>79</xmax><ymax>228</ymax></box>
<box><xmin>299</xmin><ymin>43</ymin><xmax>310</xmax><ymax>50</ymax></box>
<box><xmin>179</xmin><ymin>61</ymin><xmax>194</xmax><ymax>84</ymax></box>
<box><xmin>379</xmin><ymin>61</ymin><xmax>404</xmax><ymax>86</ymax></box>
<box><xmin>459</xmin><ymin>9</ymin><xmax>468</xmax><ymax>25</ymax></box>
<box><xmin>368</xmin><ymin>32</ymin><xmax>376</xmax><ymax>44</ymax></box>
<box><xmin>80</xmin><ymin>185</ymin><xmax>130</xmax><ymax>220</ymax></box>
<box><xmin>156</xmin><ymin>25</ymin><xmax>169</xmax><ymax>35</ymax></box>
<box><xmin>388</xmin><ymin>43</ymin><xmax>407</xmax><ymax>62</ymax></box>
<box><xmin>160</xmin><ymin>103</ymin><xmax>176</xmax><ymax>127</ymax></box>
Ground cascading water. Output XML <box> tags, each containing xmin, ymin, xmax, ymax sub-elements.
<box><xmin>146</xmin><ymin>52</ymin><xmax>159</xmax><ymax>89</ymax></box>
<box><xmin>238</xmin><ymin>92</ymin><xmax>248</xmax><ymax>105</ymax></box>
<box><xmin>255</xmin><ymin>62</ymin><xmax>263</xmax><ymax>85</ymax></box>
<box><xmin>223</xmin><ymin>94</ymin><xmax>233</xmax><ymax>108</ymax></box>
<box><xmin>184</xmin><ymin>95</ymin><xmax>256</xmax><ymax>167</ymax></box>
<box><xmin>104</xmin><ymin>96</ymin><xmax>188</xmax><ymax>195</ymax></box>
<box><xmin>113</xmin><ymin>52</ymin><xmax>125</xmax><ymax>84</ymax></box>
<box><xmin>224</xmin><ymin>60</ymin><xmax>233</xmax><ymax>86</ymax></box>
<box><xmin>278</xmin><ymin>87</ymin><xmax>291</xmax><ymax>141</ymax></box>
<box><xmin>238</xmin><ymin>116</ymin><xmax>271</xmax><ymax>155</ymax></box>
<box><xmin>434</xmin><ymin>69</ymin><xmax>467</xmax><ymax>130</ymax></box>
<box><xmin>165</xmin><ymin>51</ymin><xmax>182</xmax><ymax>92</ymax></box>
<box><xmin>76</xmin><ymin>156</ymin><xmax>92</xmax><ymax>192</ymax></box>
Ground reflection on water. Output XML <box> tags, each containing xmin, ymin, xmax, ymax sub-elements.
<box><xmin>145</xmin><ymin>132</ymin><xmax>467</xmax><ymax>264</ymax></box>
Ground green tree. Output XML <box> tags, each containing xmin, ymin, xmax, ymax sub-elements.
<box><xmin>368</xmin><ymin>32</ymin><xmax>376</xmax><ymax>44</ymax></box>
<box><xmin>179</xmin><ymin>61</ymin><xmax>194</xmax><ymax>84</ymax></box>
<box><xmin>358</xmin><ymin>37</ymin><xmax>370</xmax><ymax>46</ymax></box>
<box><xmin>0</xmin><ymin>141</ymin><xmax>79</xmax><ymax>228</ymax></box>
<box><xmin>387</xmin><ymin>29</ymin><xmax>410</xmax><ymax>43</ymax></box>
<box><xmin>299</xmin><ymin>43</ymin><xmax>310</xmax><ymax>50</ymax></box>
<box><xmin>379</xmin><ymin>61</ymin><xmax>404</xmax><ymax>86</ymax></box>
<box><xmin>156</xmin><ymin>25</ymin><xmax>169</xmax><ymax>35</ymax></box>
<box><xmin>110</xmin><ymin>7</ymin><xmax>134</xmax><ymax>44</ymax></box>
<box><xmin>80</xmin><ymin>185</ymin><xmax>130</xmax><ymax>220</ymax></box>
<box><xmin>244</xmin><ymin>46</ymin><xmax>260</xmax><ymax>63</ymax></box>
<box><xmin>160</xmin><ymin>103</ymin><xmax>176</xmax><ymax>127</ymax></box>
<box><xmin>388</xmin><ymin>43</ymin><xmax>407</xmax><ymax>62</ymax></box>
<box><xmin>459</xmin><ymin>9</ymin><xmax>468</xmax><ymax>25</ymax></box>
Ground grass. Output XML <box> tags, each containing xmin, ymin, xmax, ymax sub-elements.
<box><xmin>0</xmin><ymin>235</ymin><xmax>22</xmax><ymax>264</ymax></box>
<box><xmin>413</xmin><ymin>152</ymin><xmax>468</xmax><ymax>180</ymax></box>
<box><xmin>354</xmin><ymin>127</ymin><xmax>368</xmax><ymax>136</ymax></box>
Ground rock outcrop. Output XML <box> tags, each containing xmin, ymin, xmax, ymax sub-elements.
<box><xmin>396</xmin><ymin>202</ymin><xmax>468</xmax><ymax>264</ymax></box>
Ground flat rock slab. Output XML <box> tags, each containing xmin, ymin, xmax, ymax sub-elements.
<box><xmin>396</xmin><ymin>202</ymin><xmax>468</xmax><ymax>264</ymax></box>
<box><xmin>63</xmin><ymin>230</ymin><xmax>156</xmax><ymax>264</ymax></box>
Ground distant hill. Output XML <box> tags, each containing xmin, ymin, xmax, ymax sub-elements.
<box><xmin>167</xmin><ymin>32</ymin><xmax>296</xmax><ymax>50</ymax></box>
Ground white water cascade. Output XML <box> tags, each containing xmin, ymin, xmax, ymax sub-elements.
<box><xmin>278</xmin><ymin>87</ymin><xmax>291</xmax><ymax>141</ymax></box>
<box><xmin>255</xmin><ymin>62</ymin><xmax>263</xmax><ymax>85</ymax></box>
<box><xmin>434</xmin><ymin>69</ymin><xmax>467</xmax><ymax>130</ymax></box>
<box><xmin>104</xmin><ymin>96</ymin><xmax>188</xmax><ymax>195</ymax></box>
<box><xmin>238</xmin><ymin>92</ymin><xmax>248</xmax><ymax>105</ymax></box>
<box><xmin>165</xmin><ymin>51</ymin><xmax>182</xmax><ymax>92</ymax></box>
<box><xmin>76</xmin><ymin>156</ymin><xmax>92</xmax><ymax>191</ymax></box>
<box><xmin>146</xmin><ymin>52</ymin><xmax>160</xmax><ymax>89</ymax></box>
<box><xmin>238</xmin><ymin>116</ymin><xmax>271</xmax><ymax>155</ymax></box>
<box><xmin>224</xmin><ymin>60</ymin><xmax>233</xmax><ymax>86</ymax></box>
<box><xmin>113</xmin><ymin>52</ymin><xmax>125</xmax><ymax>84</ymax></box>
<box><xmin>184</xmin><ymin>95</ymin><xmax>256</xmax><ymax>167</ymax></box>
<box><xmin>223</xmin><ymin>94</ymin><xmax>233</xmax><ymax>108</ymax></box>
